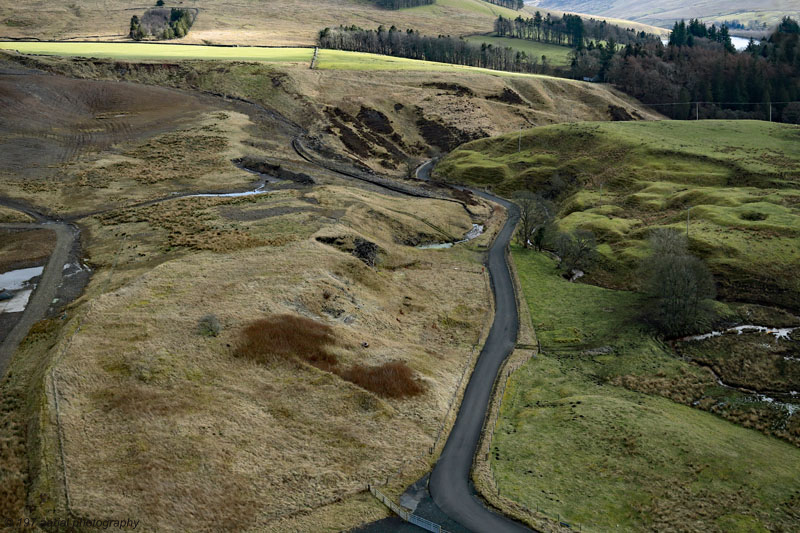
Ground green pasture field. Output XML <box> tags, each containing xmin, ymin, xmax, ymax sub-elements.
<box><xmin>463</xmin><ymin>34</ymin><xmax>574</xmax><ymax>66</ymax></box>
<box><xmin>314</xmin><ymin>49</ymin><xmax>561</xmax><ymax>77</ymax></box>
<box><xmin>0</xmin><ymin>41</ymin><xmax>314</xmax><ymax>62</ymax></box>
<box><xmin>492</xmin><ymin>248</ymin><xmax>800</xmax><ymax>532</ymax></box>
<box><xmin>0</xmin><ymin>41</ymin><xmax>568</xmax><ymax>78</ymax></box>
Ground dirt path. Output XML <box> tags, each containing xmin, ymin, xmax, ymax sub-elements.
<box><xmin>0</xmin><ymin>221</ymin><xmax>77</xmax><ymax>376</ymax></box>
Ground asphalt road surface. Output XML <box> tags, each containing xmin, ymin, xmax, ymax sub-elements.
<box><xmin>356</xmin><ymin>160</ymin><xmax>534</xmax><ymax>532</ymax></box>
<box><xmin>427</xmin><ymin>190</ymin><xmax>532</xmax><ymax>533</ymax></box>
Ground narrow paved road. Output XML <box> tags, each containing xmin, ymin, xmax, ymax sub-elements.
<box><xmin>354</xmin><ymin>161</ymin><xmax>533</xmax><ymax>532</ymax></box>
<box><xmin>428</xmin><ymin>191</ymin><xmax>532</xmax><ymax>533</ymax></box>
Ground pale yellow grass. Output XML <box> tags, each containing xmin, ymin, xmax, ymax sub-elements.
<box><xmin>0</xmin><ymin>0</ymin><xmax>519</xmax><ymax>46</ymax></box>
<box><xmin>38</xmin><ymin>183</ymin><xmax>501</xmax><ymax>531</ymax></box>
<box><xmin>0</xmin><ymin>228</ymin><xmax>56</xmax><ymax>271</ymax></box>
<box><xmin>0</xmin><ymin>0</ymin><xmax>668</xmax><ymax>45</ymax></box>
<box><xmin>0</xmin><ymin>206</ymin><xmax>32</xmax><ymax>223</ymax></box>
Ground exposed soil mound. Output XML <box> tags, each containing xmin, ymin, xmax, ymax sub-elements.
<box><xmin>316</xmin><ymin>235</ymin><xmax>383</xmax><ymax>266</ymax></box>
<box><xmin>0</xmin><ymin>73</ymin><xmax>210</xmax><ymax>177</ymax></box>
<box><xmin>357</xmin><ymin>106</ymin><xmax>393</xmax><ymax>135</ymax></box>
<box><xmin>325</xmin><ymin>106</ymin><xmax>408</xmax><ymax>164</ymax></box>
<box><xmin>416</xmin><ymin>111</ymin><xmax>487</xmax><ymax>152</ymax></box>
<box><xmin>353</xmin><ymin>237</ymin><xmax>379</xmax><ymax>267</ymax></box>
<box><xmin>608</xmin><ymin>105</ymin><xmax>639</xmax><ymax>121</ymax></box>
<box><xmin>487</xmin><ymin>88</ymin><xmax>525</xmax><ymax>105</ymax></box>
<box><xmin>422</xmin><ymin>82</ymin><xmax>475</xmax><ymax>97</ymax></box>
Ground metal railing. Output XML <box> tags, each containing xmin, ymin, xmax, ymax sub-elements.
<box><xmin>368</xmin><ymin>485</ymin><xmax>450</xmax><ymax>533</ymax></box>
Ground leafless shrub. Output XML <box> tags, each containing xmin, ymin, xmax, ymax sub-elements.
<box><xmin>341</xmin><ymin>361</ymin><xmax>425</xmax><ymax>399</ymax></box>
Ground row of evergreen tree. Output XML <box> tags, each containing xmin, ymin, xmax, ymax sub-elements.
<box><xmin>573</xmin><ymin>18</ymin><xmax>800</xmax><ymax>122</ymax></box>
<box><xmin>482</xmin><ymin>0</ymin><xmax>524</xmax><ymax>10</ymax></box>
<box><xmin>318</xmin><ymin>25</ymin><xmax>547</xmax><ymax>73</ymax></box>
<box><xmin>494</xmin><ymin>12</ymin><xmax>657</xmax><ymax>48</ymax></box>
<box><xmin>668</xmin><ymin>18</ymin><xmax>735</xmax><ymax>52</ymax></box>
<box><xmin>373</xmin><ymin>0</ymin><xmax>434</xmax><ymax>9</ymax></box>
<box><xmin>317</xmin><ymin>18</ymin><xmax>800</xmax><ymax>123</ymax></box>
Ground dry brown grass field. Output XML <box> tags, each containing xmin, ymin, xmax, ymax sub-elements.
<box><xmin>0</xmin><ymin>206</ymin><xmax>33</xmax><ymax>223</ymax></box>
<box><xmin>0</xmin><ymin>0</ymin><xmax>667</xmax><ymax>45</ymax></box>
<box><xmin>2</xmin><ymin>52</ymin><xmax>659</xmax><ymax>181</ymax></box>
<box><xmin>0</xmin><ymin>49</ymin><xmax>661</xmax><ymax>531</ymax></box>
<box><xmin>0</xmin><ymin>229</ymin><xmax>55</xmax><ymax>271</ymax></box>
<box><xmin>26</xmin><ymin>184</ymin><xmax>501</xmax><ymax>531</ymax></box>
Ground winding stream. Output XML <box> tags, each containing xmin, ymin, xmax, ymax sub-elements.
<box><xmin>417</xmin><ymin>223</ymin><xmax>484</xmax><ymax>249</ymax></box>
<box><xmin>680</xmin><ymin>325</ymin><xmax>799</xmax><ymax>415</ymax></box>
<box><xmin>681</xmin><ymin>325</ymin><xmax>798</xmax><ymax>342</ymax></box>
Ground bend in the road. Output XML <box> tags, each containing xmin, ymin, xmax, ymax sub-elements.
<box><xmin>0</xmin><ymin>220</ymin><xmax>77</xmax><ymax>376</ymax></box>
<box><xmin>428</xmin><ymin>190</ymin><xmax>532</xmax><ymax>533</ymax></box>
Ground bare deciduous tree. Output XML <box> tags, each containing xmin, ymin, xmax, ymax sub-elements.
<box><xmin>641</xmin><ymin>228</ymin><xmax>716</xmax><ymax>337</ymax></box>
<box><xmin>514</xmin><ymin>190</ymin><xmax>555</xmax><ymax>250</ymax></box>
<box><xmin>555</xmin><ymin>229</ymin><xmax>597</xmax><ymax>274</ymax></box>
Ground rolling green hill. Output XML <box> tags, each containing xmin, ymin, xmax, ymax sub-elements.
<box><xmin>435</xmin><ymin>120</ymin><xmax>800</xmax><ymax>309</ymax></box>
<box><xmin>435</xmin><ymin>114</ymin><xmax>800</xmax><ymax>533</ymax></box>
<box><xmin>532</xmin><ymin>0</ymin><xmax>800</xmax><ymax>30</ymax></box>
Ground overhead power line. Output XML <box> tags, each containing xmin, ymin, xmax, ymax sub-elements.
<box><xmin>641</xmin><ymin>100</ymin><xmax>799</xmax><ymax>107</ymax></box>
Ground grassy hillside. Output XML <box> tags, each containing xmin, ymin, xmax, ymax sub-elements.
<box><xmin>0</xmin><ymin>0</ymin><xmax>521</xmax><ymax>45</ymax></box>
<box><xmin>436</xmin><ymin>116</ymin><xmax>800</xmax><ymax>531</ymax></box>
<box><xmin>0</xmin><ymin>58</ymin><xmax>511</xmax><ymax>530</ymax></box>
<box><xmin>533</xmin><ymin>0</ymin><xmax>800</xmax><ymax>29</ymax></box>
<box><xmin>0</xmin><ymin>49</ymin><xmax>666</xmax><ymax>530</ymax></box>
<box><xmin>0</xmin><ymin>0</ymin><xmax>669</xmax><ymax>45</ymax></box>
<box><xmin>436</xmin><ymin>120</ymin><xmax>800</xmax><ymax>309</ymax></box>
<box><xmin>492</xmin><ymin>249</ymin><xmax>800</xmax><ymax>532</ymax></box>
<box><xmin>0</xmin><ymin>47</ymin><xmax>660</xmax><ymax>183</ymax></box>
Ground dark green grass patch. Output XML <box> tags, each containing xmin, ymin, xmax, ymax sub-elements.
<box><xmin>437</xmin><ymin>120</ymin><xmax>800</xmax><ymax>310</ymax></box>
<box><xmin>491</xmin><ymin>248</ymin><xmax>800</xmax><ymax>532</ymax></box>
